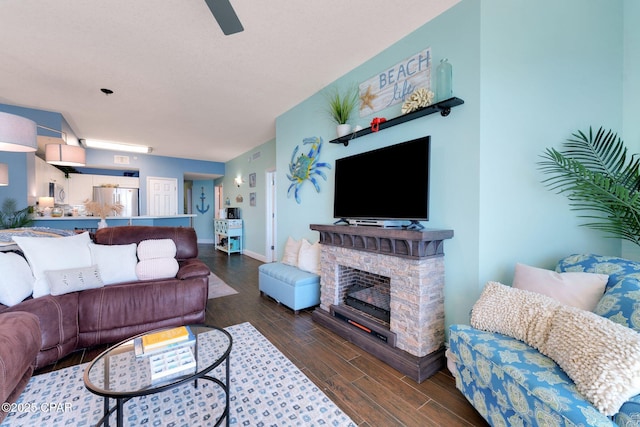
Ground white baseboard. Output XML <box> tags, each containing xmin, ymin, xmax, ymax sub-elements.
<box><xmin>196</xmin><ymin>241</ymin><xmax>267</xmax><ymax>262</ymax></box>
<box><xmin>242</xmin><ymin>249</ymin><xmax>267</xmax><ymax>263</ymax></box>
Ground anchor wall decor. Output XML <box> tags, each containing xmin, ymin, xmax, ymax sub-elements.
<box><xmin>196</xmin><ymin>186</ymin><xmax>210</xmax><ymax>214</ymax></box>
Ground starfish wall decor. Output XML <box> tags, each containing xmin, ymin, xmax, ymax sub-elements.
<box><xmin>359</xmin><ymin>85</ymin><xmax>377</xmax><ymax>111</ymax></box>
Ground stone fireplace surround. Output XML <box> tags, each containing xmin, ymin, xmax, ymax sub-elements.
<box><xmin>310</xmin><ymin>224</ymin><xmax>453</xmax><ymax>383</ymax></box>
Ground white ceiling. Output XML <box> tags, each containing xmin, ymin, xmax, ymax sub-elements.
<box><xmin>0</xmin><ymin>0</ymin><xmax>459</xmax><ymax>163</ymax></box>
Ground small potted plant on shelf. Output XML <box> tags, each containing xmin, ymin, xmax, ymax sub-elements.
<box><xmin>325</xmin><ymin>85</ymin><xmax>359</xmax><ymax>137</ymax></box>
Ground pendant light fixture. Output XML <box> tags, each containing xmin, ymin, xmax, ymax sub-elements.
<box><xmin>0</xmin><ymin>112</ymin><xmax>37</xmax><ymax>152</ymax></box>
<box><xmin>39</xmin><ymin>124</ymin><xmax>86</xmax><ymax>167</ymax></box>
<box><xmin>45</xmin><ymin>143</ymin><xmax>86</xmax><ymax>166</ymax></box>
<box><xmin>0</xmin><ymin>112</ymin><xmax>85</xmax><ymax>166</ymax></box>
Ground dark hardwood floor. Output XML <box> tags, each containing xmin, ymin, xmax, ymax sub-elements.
<box><xmin>38</xmin><ymin>245</ymin><xmax>488</xmax><ymax>426</ymax></box>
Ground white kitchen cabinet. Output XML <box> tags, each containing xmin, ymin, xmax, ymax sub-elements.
<box><xmin>67</xmin><ymin>174</ymin><xmax>95</xmax><ymax>206</ymax></box>
<box><xmin>34</xmin><ymin>156</ymin><xmax>66</xmax><ymax>198</ymax></box>
<box><xmin>116</xmin><ymin>176</ymin><xmax>140</xmax><ymax>188</ymax></box>
<box><xmin>92</xmin><ymin>175</ymin><xmax>139</xmax><ymax>188</ymax></box>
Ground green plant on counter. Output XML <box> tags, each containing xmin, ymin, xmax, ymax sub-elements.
<box><xmin>539</xmin><ymin>126</ymin><xmax>640</xmax><ymax>247</ymax></box>
<box><xmin>0</xmin><ymin>198</ymin><xmax>33</xmax><ymax>229</ymax></box>
<box><xmin>324</xmin><ymin>85</ymin><xmax>359</xmax><ymax>125</ymax></box>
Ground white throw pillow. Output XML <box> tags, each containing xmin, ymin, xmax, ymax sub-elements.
<box><xmin>282</xmin><ymin>236</ymin><xmax>301</xmax><ymax>266</ymax></box>
<box><xmin>513</xmin><ymin>262</ymin><xmax>608</xmax><ymax>311</ymax></box>
<box><xmin>88</xmin><ymin>242</ymin><xmax>138</xmax><ymax>285</ymax></box>
<box><xmin>137</xmin><ymin>239</ymin><xmax>177</xmax><ymax>260</ymax></box>
<box><xmin>136</xmin><ymin>258</ymin><xmax>179</xmax><ymax>280</ymax></box>
<box><xmin>13</xmin><ymin>232</ymin><xmax>92</xmax><ymax>298</ymax></box>
<box><xmin>0</xmin><ymin>252</ymin><xmax>34</xmax><ymax>306</ymax></box>
<box><xmin>297</xmin><ymin>239</ymin><xmax>320</xmax><ymax>275</ymax></box>
<box><xmin>45</xmin><ymin>265</ymin><xmax>104</xmax><ymax>296</ymax></box>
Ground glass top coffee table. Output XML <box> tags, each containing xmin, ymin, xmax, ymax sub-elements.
<box><xmin>83</xmin><ymin>325</ymin><xmax>232</xmax><ymax>427</ymax></box>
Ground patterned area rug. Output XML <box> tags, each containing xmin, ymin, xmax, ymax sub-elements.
<box><xmin>208</xmin><ymin>273</ymin><xmax>238</xmax><ymax>299</ymax></box>
<box><xmin>3</xmin><ymin>322</ymin><xmax>355</xmax><ymax>426</ymax></box>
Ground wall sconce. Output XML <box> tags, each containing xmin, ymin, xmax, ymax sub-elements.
<box><xmin>0</xmin><ymin>112</ymin><xmax>37</xmax><ymax>152</ymax></box>
<box><xmin>0</xmin><ymin>163</ymin><xmax>8</xmax><ymax>186</ymax></box>
<box><xmin>38</xmin><ymin>196</ymin><xmax>55</xmax><ymax>216</ymax></box>
<box><xmin>234</xmin><ymin>176</ymin><xmax>244</xmax><ymax>187</ymax></box>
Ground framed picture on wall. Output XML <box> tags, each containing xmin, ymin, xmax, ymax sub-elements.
<box><xmin>249</xmin><ymin>173</ymin><xmax>256</xmax><ymax>188</ymax></box>
<box><xmin>250</xmin><ymin>192</ymin><xmax>256</xmax><ymax>207</ymax></box>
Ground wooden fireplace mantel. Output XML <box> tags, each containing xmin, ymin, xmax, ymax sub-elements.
<box><xmin>309</xmin><ymin>224</ymin><xmax>454</xmax><ymax>259</ymax></box>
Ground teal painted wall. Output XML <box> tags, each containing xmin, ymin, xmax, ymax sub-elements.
<box><xmin>474</xmin><ymin>0</ymin><xmax>624</xmax><ymax>320</ymax></box>
<box><xmin>622</xmin><ymin>0</ymin><xmax>640</xmax><ymax>260</ymax></box>
<box><xmin>274</xmin><ymin>0</ymin><xmax>632</xmax><ymax>329</ymax></box>
<box><xmin>477</xmin><ymin>1</ymin><xmax>623</xmax><ymax>279</ymax></box>
<box><xmin>192</xmin><ymin>179</ymin><xmax>215</xmax><ymax>242</ymax></box>
<box><xmin>222</xmin><ymin>139</ymin><xmax>276</xmax><ymax>260</ymax></box>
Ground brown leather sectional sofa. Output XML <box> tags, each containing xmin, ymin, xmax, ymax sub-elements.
<box><xmin>0</xmin><ymin>226</ymin><xmax>209</xmax><ymax>420</ymax></box>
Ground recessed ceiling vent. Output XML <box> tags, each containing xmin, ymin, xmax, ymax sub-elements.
<box><xmin>114</xmin><ymin>155</ymin><xmax>130</xmax><ymax>165</ymax></box>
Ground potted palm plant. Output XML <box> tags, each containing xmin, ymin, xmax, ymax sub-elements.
<box><xmin>0</xmin><ymin>198</ymin><xmax>33</xmax><ymax>229</ymax></box>
<box><xmin>538</xmin><ymin>126</ymin><xmax>640</xmax><ymax>247</ymax></box>
<box><xmin>325</xmin><ymin>86</ymin><xmax>359</xmax><ymax>137</ymax></box>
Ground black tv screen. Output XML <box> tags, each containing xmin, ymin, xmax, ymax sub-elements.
<box><xmin>333</xmin><ymin>136</ymin><xmax>430</xmax><ymax>221</ymax></box>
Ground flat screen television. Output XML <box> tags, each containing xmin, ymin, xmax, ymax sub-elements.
<box><xmin>333</xmin><ymin>136</ymin><xmax>430</xmax><ymax>225</ymax></box>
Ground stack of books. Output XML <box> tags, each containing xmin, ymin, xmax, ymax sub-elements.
<box><xmin>134</xmin><ymin>326</ymin><xmax>197</xmax><ymax>382</ymax></box>
<box><xmin>147</xmin><ymin>345</ymin><xmax>196</xmax><ymax>383</ymax></box>
<box><xmin>137</xmin><ymin>326</ymin><xmax>193</xmax><ymax>353</ymax></box>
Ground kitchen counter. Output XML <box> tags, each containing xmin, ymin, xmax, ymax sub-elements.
<box><xmin>31</xmin><ymin>214</ymin><xmax>195</xmax><ymax>230</ymax></box>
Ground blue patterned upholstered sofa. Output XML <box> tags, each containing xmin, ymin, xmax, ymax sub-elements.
<box><xmin>448</xmin><ymin>254</ymin><xmax>640</xmax><ymax>426</ymax></box>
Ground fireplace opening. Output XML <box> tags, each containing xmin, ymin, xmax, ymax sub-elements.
<box><xmin>340</xmin><ymin>266</ymin><xmax>391</xmax><ymax>323</ymax></box>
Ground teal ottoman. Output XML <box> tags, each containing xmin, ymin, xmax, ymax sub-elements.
<box><xmin>258</xmin><ymin>262</ymin><xmax>320</xmax><ymax>313</ymax></box>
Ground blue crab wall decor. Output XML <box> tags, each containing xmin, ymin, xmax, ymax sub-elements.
<box><xmin>287</xmin><ymin>136</ymin><xmax>331</xmax><ymax>204</ymax></box>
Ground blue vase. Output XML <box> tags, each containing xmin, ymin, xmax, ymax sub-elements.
<box><xmin>436</xmin><ymin>58</ymin><xmax>453</xmax><ymax>102</ymax></box>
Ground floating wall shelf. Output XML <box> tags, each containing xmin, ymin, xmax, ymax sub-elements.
<box><xmin>329</xmin><ymin>97</ymin><xmax>464</xmax><ymax>146</ymax></box>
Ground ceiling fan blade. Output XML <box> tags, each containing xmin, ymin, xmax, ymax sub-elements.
<box><xmin>204</xmin><ymin>0</ymin><xmax>244</xmax><ymax>35</ymax></box>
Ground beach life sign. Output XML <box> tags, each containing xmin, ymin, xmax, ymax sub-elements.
<box><xmin>359</xmin><ymin>47</ymin><xmax>432</xmax><ymax>117</ymax></box>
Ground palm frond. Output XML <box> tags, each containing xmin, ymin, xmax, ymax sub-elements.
<box><xmin>538</xmin><ymin>127</ymin><xmax>640</xmax><ymax>247</ymax></box>
<box><xmin>0</xmin><ymin>198</ymin><xmax>33</xmax><ymax>229</ymax></box>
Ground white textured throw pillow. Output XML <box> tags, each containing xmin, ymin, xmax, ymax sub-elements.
<box><xmin>297</xmin><ymin>239</ymin><xmax>321</xmax><ymax>275</ymax></box>
<box><xmin>471</xmin><ymin>281</ymin><xmax>555</xmax><ymax>351</ymax></box>
<box><xmin>0</xmin><ymin>252</ymin><xmax>34</xmax><ymax>306</ymax></box>
<box><xmin>13</xmin><ymin>232</ymin><xmax>92</xmax><ymax>298</ymax></box>
<box><xmin>471</xmin><ymin>281</ymin><xmax>640</xmax><ymax>416</ymax></box>
<box><xmin>45</xmin><ymin>265</ymin><xmax>104</xmax><ymax>296</ymax></box>
<box><xmin>281</xmin><ymin>236</ymin><xmax>301</xmax><ymax>266</ymax></box>
<box><xmin>88</xmin><ymin>242</ymin><xmax>138</xmax><ymax>285</ymax></box>
<box><xmin>137</xmin><ymin>239</ymin><xmax>177</xmax><ymax>260</ymax></box>
<box><xmin>513</xmin><ymin>263</ymin><xmax>608</xmax><ymax>311</ymax></box>
<box><xmin>136</xmin><ymin>258</ymin><xmax>179</xmax><ymax>280</ymax></box>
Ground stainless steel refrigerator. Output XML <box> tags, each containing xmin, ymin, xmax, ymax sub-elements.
<box><xmin>92</xmin><ymin>187</ymin><xmax>139</xmax><ymax>217</ymax></box>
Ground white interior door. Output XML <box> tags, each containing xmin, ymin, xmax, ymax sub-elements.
<box><xmin>147</xmin><ymin>177</ymin><xmax>178</xmax><ymax>215</ymax></box>
<box><xmin>265</xmin><ymin>170</ymin><xmax>277</xmax><ymax>262</ymax></box>
<box><xmin>215</xmin><ymin>185</ymin><xmax>223</xmax><ymax>218</ymax></box>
